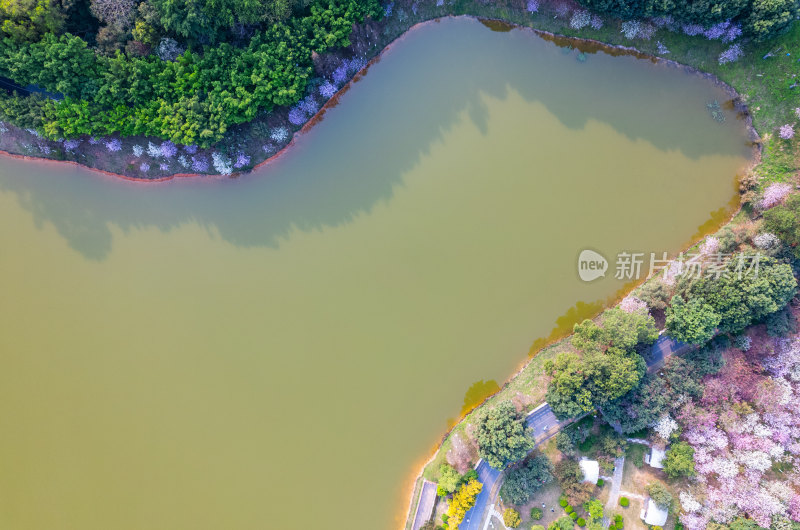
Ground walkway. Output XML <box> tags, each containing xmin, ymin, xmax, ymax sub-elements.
<box><xmin>604</xmin><ymin>457</ymin><xmax>626</xmax><ymax>512</ymax></box>
<box><xmin>411</xmin><ymin>480</ymin><xmax>438</xmax><ymax>530</ymax></box>
<box><xmin>460</xmin><ymin>460</ymin><xmax>502</xmax><ymax>530</ymax></box>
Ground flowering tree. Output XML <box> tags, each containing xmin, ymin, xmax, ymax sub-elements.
<box><xmin>674</xmin><ymin>341</ymin><xmax>800</xmax><ymax>528</ymax></box>
<box><xmin>761</xmin><ymin>182</ymin><xmax>793</xmax><ymax>210</ymax></box>
<box><xmin>779</xmin><ymin>125</ymin><xmax>795</xmax><ymax>140</ymax></box>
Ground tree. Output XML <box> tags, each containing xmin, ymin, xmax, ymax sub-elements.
<box><xmin>438</xmin><ymin>464</ymin><xmax>460</xmax><ymax>495</ymax></box>
<box><xmin>554</xmin><ymin>459</ymin><xmax>595</xmax><ymax>507</ymax></box>
<box><xmin>665</xmin><ymin>295</ymin><xmax>720</xmax><ymax>345</ymax></box>
<box><xmin>0</xmin><ymin>0</ymin><xmax>65</xmax><ymax>41</ymax></box>
<box><xmin>663</xmin><ymin>442</ymin><xmax>695</xmax><ymax>478</ymax></box>
<box><xmin>687</xmin><ymin>256</ymin><xmax>797</xmax><ymax>335</ymax></box>
<box><xmin>555</xmin><ymin>431</ymin><xmax>576</xmax><ymax>456</ymax></box>
<box><xmin>646</xmin><ymin>481</ymin><xmax>672</xmax><ymax>509</ymax></box>
<box><xmin>89</xmin><ymin>0</ymin><xmax>137</xmax><ymax>27</ymax></box>
<box><xmin>500</xmin><ymin>453</ymin><xmax>553</xmax><ymax>505</ymax></box>
<box><xmin>584</xmin><ymin>499</ymin><xmax>604</xmax><ymax>520</ymax></box>
<box><xmin>475</xmin><ymin>401</ymin><xmax>534</xmax><ymax>469</ymax></box>
<box><xmin>763</xmin><ymin>194</ymin><xmax>800</xmax><ymax>255</ymax></box>
<box><xmin>546</xmin><ymin>349</ymin><xmax>646</xmax><ymax>418</ymax></box>
<box><xmin>549</xmin><ymin>516</ymin><xmax>577</xmax><ymax>530</ymax></box>
<box><xmin>744</xmin><ymin>0</ymin><xmax>800</xmax><ymax>40</ymax></box>
<box><xmin>503</xmin><ymin>508</ymin><xmax>521</xmax><ymax>528</ymax></box>
<box><xmin>445</xmin><ymin>479</ymin><xmax>483</xmax><ymax>529</ymax></box>
<box><xmin>572</xmin><ymin>308</ymin><xmax>658</xmax><ymax>354</ymax></box>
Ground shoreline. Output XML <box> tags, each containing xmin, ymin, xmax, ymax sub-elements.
<box><xmin>0</xmin><ymin>15</ymin><xmax>760</xmax><ymax>184</ymax></box>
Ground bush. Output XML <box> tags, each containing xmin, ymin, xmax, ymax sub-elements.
<box><xmin>559</xmin><ymin>498</ymin><xmax>568</xmax><ymax>508</ymax></box>
<box><xmin>570</xmin><ymin>512</ymin><xmax>578</xmax><ymax>520</ymax></box>
<box><xmin>597</xmin><ymin>479</ymin><xmax>605</xmax><ymax>487</ymax></box>
<box><xmin>565</xmin><ymin>506</ymin><xmax>574</xmax><ymax>514</ymax></box>
<box><xmin>530</xmin><ymin>508</ymin><xmax>543</xmax><ymax>520</ymax></box>
<box><xmin>532</xmin><ymin>526</ymin><xmax>547</xmax><ymax>530</ymax></box>
<box><xmin>620</xmin><ymin>497</ymin><xmax>630</xmax><ymax>507</ymax></box>
<box><xmin>503</xmin><ymin>508</ymin><xmax>522</xmax><ymax>528</ymax></box>
<box><xmin>577</xmin><ymin>518</ymin><xmax>586</xmax><ymax>527</ymax></box>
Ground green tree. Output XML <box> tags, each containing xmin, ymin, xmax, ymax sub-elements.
<box><xmin>500</xmin><ymin>452</ymin><xmax>553</xmax><ymax>505</ymax></box>
<box><xmin>572</xmin><ymin>307</ymin><xmax>658</xmax><ymax>354</ymax></box>
<box><xmin>663</xmin><ymin>442</ymin><xmax>695</xmax><ymax>479</ymax></box>
<box><xmin>549</xmin><ymin>516</ymin><xmax>577</xmax><ymax>530</ymax></box>
<box><xmin>646</xmin><ymin>481</ymin><xmax>672</xmax><ymax>509</ymax></box>
<box><xmin>763</xmin><ymin>194</ymin><xmax>800</xmax><ymax>254</ymax></box>
<box><xmin>584</xmin><ymin>499</ymin><xmax>604</xmax><ymax>520</ymax></box>
<box><xmin>691</xmin><ymin>255</ymin><xmax>796</xmax><ymax>334</ymax></box>
<box><xmin>665</xmin><ymin>295</ymin><xmax>720</xmax><ymax>345</ymax></box>
<box><xmin>438</xmin><ymin>464</ymin><xmax>461</xmax><ymax>495</ymax></box>
<box><xmin>555</xmin><ymin>431</ymin><xmax>576</xmax><ymax>456</ymax></box>
<box><xmin>475</xmin><ymin>400</ymin><xmax>534</xmax><ymax>469</ymax></box>
<box><xmin>743</xmin><ymin>0</ymin><xmax>800</xmax><ymax>40</ymax></box>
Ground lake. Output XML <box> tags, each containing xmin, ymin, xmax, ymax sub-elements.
<box><xmin>0</xmin><ymin>17</ymin><xmax>750</xmax><ymax>530</ymax></box>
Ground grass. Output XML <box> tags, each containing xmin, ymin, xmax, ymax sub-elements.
<box><xmin>626</xmin><ymin>443</ymin><xmax>648</xmax><ymax>469</ymax></box>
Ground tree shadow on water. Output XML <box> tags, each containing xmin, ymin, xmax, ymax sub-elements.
<box><xmin>0</xmin><ymin>17</ymin><xmax>750</xmax><ymax>260</ymax></box>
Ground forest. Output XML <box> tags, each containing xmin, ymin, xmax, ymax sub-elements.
<box><xmin>0</xmin><ymin>0</ymin><xmax>796</xmax><ymax>149</ymax></box>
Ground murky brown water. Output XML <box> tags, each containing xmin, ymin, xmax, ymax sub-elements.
<box><xmin>0</xmin><ymin>17</ymin><xmax>750</xmax><ymax>530</ymax></box>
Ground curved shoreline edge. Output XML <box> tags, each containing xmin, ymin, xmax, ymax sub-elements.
<box><xmin>0</xmin><ymin>14</ymin><xmax>760</xmax><ymax>185</ymax></box>
<box><xmin>392</xmin><ymin>17</ymin><xmax>763</xmax><ymax>530</ymax></box>
<box><xmin>0</xmin><ymin>13</ymin><xmax>763</xmax><ymax>530</ymax></box>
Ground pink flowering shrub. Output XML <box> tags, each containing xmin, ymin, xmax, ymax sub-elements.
<box><xmin>761</xmin><ymin>182</ymin><xmax>793</xmax><ymax>210</ymax></box>
<box><xmin>620</xmin><ymin>296</ymin><xmax>648</xmax><ymax>314</ymax></box>
<box><xmin>779</xmin><ymin>124</ymin><xmax>795</xmax><ymax>140</ymax></box>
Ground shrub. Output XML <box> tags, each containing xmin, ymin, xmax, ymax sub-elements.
<box><xmin>503</xmin><ymin>508</ymin><xmax>521</xmax><ymax>529</ymax></box>
<box><xmin>530</xmin><ymin>508</ymin><xmax>543</xmax><ymax>520</ymax></box>
<box><xmin>646</xmin><ymin>482</ymin><xmax>672</xmax><ymax>509</ymax></box>
<box><xmin>597</xmin><ymin>479</ymin><xmax>605</xmax><ymax>487</ymax></box>
<box><xmin>570</xmin><ymin>512</ymin><xmax>578</xmax><ymax>520</ymax></box>
<box><xmin>532</xmin><ymin>526</ymin><xmax>546</xmax><ymax>530</ymax></box>
<box><xmin>620</xmin><ymin>497</ymin><xmax>630</xmax><ymax>507</ymax></box>
<box><xmin>565</xmin><ymin>506</ymin><xmax>574</xmax><ymax>514</ymax></box>
<box><xmin>577</xmin><ymin>518</ymin><xmax>586</xmax><ymax>527</ymax></box>
<box><xmin>559</xmin><ymin>498</ymin><xmax>568</xmax><ymax>508</ymax></box>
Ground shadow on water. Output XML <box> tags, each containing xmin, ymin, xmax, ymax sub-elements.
<box><xmin>0</xmin><ymin>17</ymin><xmax>750</xmax><ymax>260</ymax></box>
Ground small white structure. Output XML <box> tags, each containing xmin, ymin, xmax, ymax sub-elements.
<box><xmin>641</xmin><ymin>498</ymin><xmax>669</xmax><ymax>527</ymax></box>
<box><xmin>579</xmin><ymin>458</ymin><xmax>599</xmax><ymax>485</ymax></box>
<box><xmin>649</xmin><ymin>447</ymin><xmax>666</xmax><ymax>469</ymax></box>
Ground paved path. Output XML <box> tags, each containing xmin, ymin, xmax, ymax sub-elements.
<box><xmin>411</xmin><ymin>480</ymin><xmax>438</xmax><ymax>530</ymax></box>
<box><xmin>460</xmin><ymin>460</ymin><xmax>502</xmax><ymax>530</ymax></box>
<box><xmin>605</xmin><ymin>457</ymin><xmax>626</xmax><ymax>512</ymax></box>
<box><xmin>647</xmin><ymin>334</ymin><xmax>693</xmax><ymax>372</ymax></box>
<box><xmin>417</xmin><ymin>334</ymin><xmax>692</xmax><ymax>529</ymax></box>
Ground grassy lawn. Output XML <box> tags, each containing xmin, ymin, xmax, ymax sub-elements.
<box><xmin>626</xmin><ymin>443</ymin><xmax>648</xmax><ymax>469</ymax></box>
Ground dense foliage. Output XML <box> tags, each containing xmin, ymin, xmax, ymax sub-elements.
<box><xmin>667</xmin><ymin>255</ymin><xmax>797</xmax><ymax>338</ymax></box>
<box><xmin>545</xmin><ymin>307</ymin><xmax>657</xmax><ymax>418</ymax></box>
<box><xmin>0</xmin><ymin>0</ymin><xmax>381</xmax><ymax>146</ymax></box>
<box><xmin>577</xmin><ymin>0</ymin><xmax>798</xmax><ymax>40</ymax></box>
<box><xmin>499</xmin><ymin>452</ymin><xmax>553</xmax><ymax>505</ymax></box>
<box><xmin>474</xmin><ymin>400</ymin><xmax>534</xmax><ymax>469</ymax></box>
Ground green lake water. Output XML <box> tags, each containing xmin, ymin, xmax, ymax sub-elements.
<box><xmin>0</xmin><ymin>17</ymin><xmax>751</xmax><ymax>530</ymax></box>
